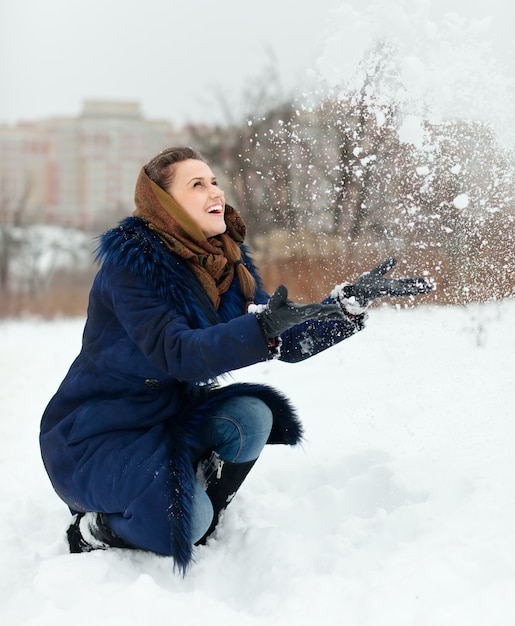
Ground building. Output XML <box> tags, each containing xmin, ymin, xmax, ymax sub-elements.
<box><xmin>0</xmin><ymin>101</ymin><xmax>185</xmax><ymax>229</ymax></box>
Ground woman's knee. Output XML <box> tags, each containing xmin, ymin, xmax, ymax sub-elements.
<box><xmin>214</xmin><ymin>395</ymin><xmax>273</xmax><ymax>463</ymax></box>
<box><xmin>244</xmin><ymin>396</ymin><xmax>274</xmax><ymax>430</ymax></box>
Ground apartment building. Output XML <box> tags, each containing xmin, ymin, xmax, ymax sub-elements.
<box><xmin>0</xmin><ymin>101</ymin><xmax>183</xmax><ymax>229</ymax></box>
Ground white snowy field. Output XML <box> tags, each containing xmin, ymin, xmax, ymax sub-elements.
<box><xmin>1</xmin><ymin>299</ymin><xmax>514</xmax><ymax>625</ymax></box>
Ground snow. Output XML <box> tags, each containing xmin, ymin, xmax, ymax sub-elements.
<box><xmin>317</xmin><ymin>0</ymin><xmax>515</xmax><ymax>148</ymax></box>
<box><xmin>453</xmin><ymin>194</ymin><xmax>470</xmax><ymax>209</ymax></box>
<box><xmin>398</xmin><ymin>114</ymin><xmax>427</xmax><ymax>148</ymax></box>
<box><xmin>2</xmin><ymin>299</ymin><xmax>515</xmax><ymax>625</ymax></box>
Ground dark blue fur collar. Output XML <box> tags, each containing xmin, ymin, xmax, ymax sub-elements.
<box><xmin>96</xmin><ymin>217</ymin><xmax>264</xmax><ymax>330</ymax></box>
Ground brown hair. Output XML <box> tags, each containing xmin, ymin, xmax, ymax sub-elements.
<box><xmin>145</xmin><ymin>146</ymin><xmax>206</xmax><ymax>192</ymax></box>
<box><xmin>145</xmin><ymin>147</ymin><xmax>256</xmax><ymax>303</ymax></box>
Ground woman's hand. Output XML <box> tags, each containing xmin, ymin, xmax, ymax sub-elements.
<box><xmin>256</xmin><ymin>285</ymin><xmax>345</xmax><ymax>338</ymax></box>
<box><xmin>338</xmin><ymin>258</ymin><xmax>434</xmax><ymax>312</ymax></box>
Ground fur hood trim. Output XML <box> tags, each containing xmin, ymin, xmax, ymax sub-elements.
<box><xmin>96</xmin><ymin>216</ymin><xmax>264</xmax><ymax>329</ymax></box>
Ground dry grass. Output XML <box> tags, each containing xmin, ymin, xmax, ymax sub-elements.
<box><xmin>0</xmin><ymin>246</ymin><xmax>512</xmax><ymax>320</ymax></box>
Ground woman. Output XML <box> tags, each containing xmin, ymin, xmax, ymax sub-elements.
<box><xmin>40</xmin><ymin>147</ymin><xmax>432</xmax><ymax>574</ymax></box>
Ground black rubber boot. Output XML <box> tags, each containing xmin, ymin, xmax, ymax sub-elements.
<box><xmin>194</xmin><ymin>451</ymin><xmax>257</xmax><ymax>545</ymax></box>
<box><xmin>67</xmin><ymin>512</ymin><xmax>134</xmax><ymax>553</ymax></box>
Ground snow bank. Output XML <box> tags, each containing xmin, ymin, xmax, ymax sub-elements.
<box><xmin>1</xmin><ymin>299</ymin><xmax>514</xmax><ymax>625</ymax></box>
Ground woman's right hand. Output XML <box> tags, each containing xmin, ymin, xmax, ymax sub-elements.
<box><xmin>255</xmin><ymin>285</ymin><xmax>345</xmax><ymax>338</ymax></box>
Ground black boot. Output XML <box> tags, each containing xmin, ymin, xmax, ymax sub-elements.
<box><xmin>67</xmin><ymin>512</ymin><xmax>134</xmax><ymax>553</ymax></box>
<box><xmin>194</xmin><ymin>451</ymin><xmax>256</xmax><ymax>545</ymax></box>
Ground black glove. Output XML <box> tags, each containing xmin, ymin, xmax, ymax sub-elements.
<box><xmin>256</xmin><ymin>285</ymin><xmax>345</xmax><ymax>338</ymax></box>
<box><xmin>341</xmin><ymin>258</ymin><xmax>433</xmax><ymax>308</ymax></box>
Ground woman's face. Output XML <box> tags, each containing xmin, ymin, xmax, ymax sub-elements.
<box><xmin>166</xmin><ymin>159</ymin><xmax>226</xmax><ymax>238</ymax></box>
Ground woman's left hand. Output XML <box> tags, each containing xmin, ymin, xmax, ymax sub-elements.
<box><xmin>337</xmin><ymin>258</ymin><xmax>434</xmax><ymax>311</ymax></box>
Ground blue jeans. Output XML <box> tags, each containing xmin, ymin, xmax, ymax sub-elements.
<box><xmin>190</xmin><ymin>395</ymin><xmax>273</xmax><ymax>542</ymax></box>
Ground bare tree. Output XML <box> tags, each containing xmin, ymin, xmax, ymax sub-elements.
<box><xmin>0</xmin><ymin>173</ymin><xmax>31</xmax><ymax>292</ymax></box>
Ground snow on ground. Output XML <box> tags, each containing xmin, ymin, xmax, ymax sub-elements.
<box><xmin>1</xmin><ymin>300</ymin><xmax>514</xmax><ymax>625</ymax></box>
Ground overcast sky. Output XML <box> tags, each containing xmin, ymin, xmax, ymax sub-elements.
<box><xmin>0</xmin><ymin>0</ymin><xmax>513</xmax><ymax>128</ymax></box>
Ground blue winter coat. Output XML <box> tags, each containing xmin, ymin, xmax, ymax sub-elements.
<box><xmin>40</xmin><ymin>217</ymin><xmax>363</xmax><ymax>572</ymax></box>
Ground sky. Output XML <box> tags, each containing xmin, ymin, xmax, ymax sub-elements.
<box><xmin>0</xmin><ymin>0</ymin><xmax>514</xmax><ymax>130</ymax></box>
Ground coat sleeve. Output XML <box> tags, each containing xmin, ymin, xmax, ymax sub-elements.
<box><xmin>98</xmin><ymin>265</ymin><xmax>272</xmax><ymax>383</ymax></box>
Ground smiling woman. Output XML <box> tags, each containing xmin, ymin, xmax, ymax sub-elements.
<box><xmin>39</xmin><ymin>145</ymin><xmax>432</xmax><ymax>575</ymax></box>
